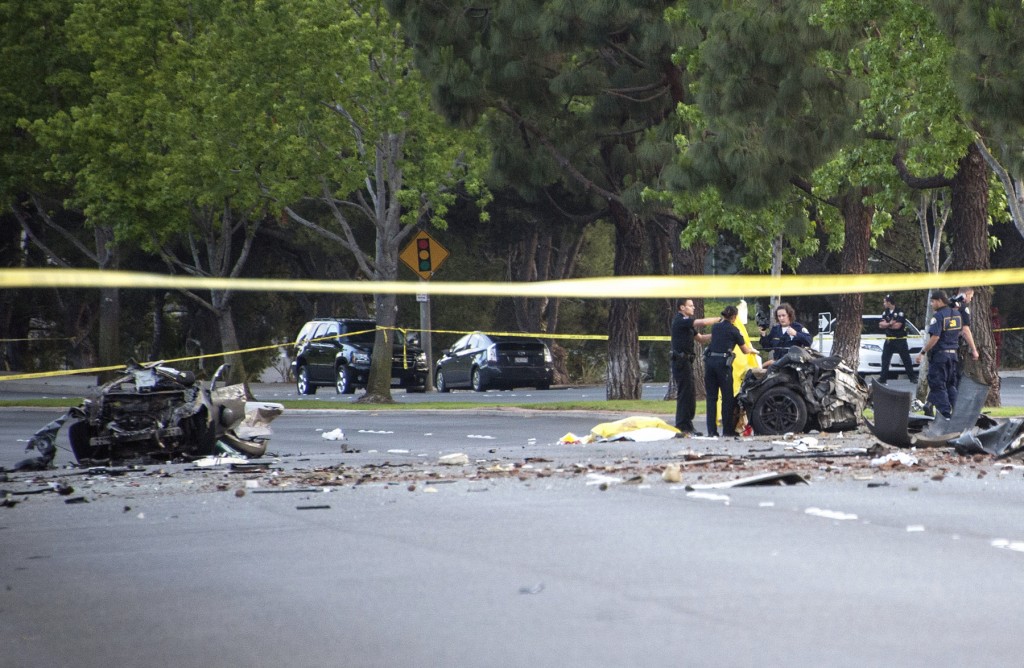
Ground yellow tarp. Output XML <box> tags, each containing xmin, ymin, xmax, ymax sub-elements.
<box><xmin>589</xmin><ymin>416</ymin><xmax>681</xmax><ymax>439</ymax></box>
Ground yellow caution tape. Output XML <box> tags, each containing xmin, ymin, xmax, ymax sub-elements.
<box><xmin>4</xmin><ymin>267</ymin><xmax>1024</xmax><ymax>298</ymax></box>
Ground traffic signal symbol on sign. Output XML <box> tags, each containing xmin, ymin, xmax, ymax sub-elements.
<box><xmin>418</xmin><ymin>238</ymin><xmax>431</xmax><ymax>271</ymax></box>
<box><xmin>400</xmin><ymin>230</ymin><xmax>450</xmax><ymax>280</ymax></box>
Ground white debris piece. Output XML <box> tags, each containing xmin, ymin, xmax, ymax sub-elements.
<box><xmin>992</xmin><ymin>539</ymin><xmax>1024</xmax><ymax>552</ymax></box>
<box><xmin>387</xmin><ymin>449</ymin><xmax>410</xmax><ymax>454</ymax></box>
<box><xmin>804</xmin><ymin>507</ymin><xmax>858</xmax><ymax>521</ymax></box>
<box><xmin>359</xmin><ymin>429</ymin><xmax>394</xmax><ymax>434</ymax></box>
<box><xmin>438</xmin><ymin>453</ymin><xmax>470</xmax><ymax>466</ymax></box>
<box><xmin>870</xmin><ymin>452</ymin><xmax>918</xmax><ymax>468</ymax></box>
<box><xmin>321</xmin><ymin>428</ymin><xmax>346</xmax><ymax>441</ymax></box>
<box><xmin>686</xmin><ymin>491</ymin><xmax>730</xmax><ymax>503</ymax></box>
<box><xmin>585</xmin><ymin>473</ymin><xmax>623</xmax><ymax>486</ymax></box>
<box><xmin>193</xmin><ymin>455</ymin><xmax>248</xmax><ymax>467</ymax></box>
<box><xmin>467</xmin><ymin>434</ymin><xmax>496</xmax><ymax>440</ymax></box>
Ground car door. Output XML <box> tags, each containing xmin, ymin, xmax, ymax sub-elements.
<box><xmin>443</xmin><ymin>334</ymin><xmax>474</xmax><ymax>386</ymax></box>
<box><xmin>310</xmin><ymin>322</ymin><xmax>340</xmax><ymax>382</ymax></box>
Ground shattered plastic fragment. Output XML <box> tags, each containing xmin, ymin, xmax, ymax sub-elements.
<box><xmin>321</xmin><ymin>428</ymin><xmax>346</xmax><ymax>441</ymax></box>
<box><xmin>438</xmin><ymin>453</ymin><xmax>469</xmax><ymax>466</ymax></box>
<box><xmin>991</xmin><ymin>539</ymin><xmax>1024</xmax><ymax>552</ymax></box>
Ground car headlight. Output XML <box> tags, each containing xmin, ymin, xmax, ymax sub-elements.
<box><xmin>416</xmin><ymin>352</ymin><xmax>426</xmax><ymax>364</ymax></box>
<box><xmin>352</xmin><ymin>352</ymin><xmax>371</xmax><ymax>364</ymax></box>
<box><xmin>862</xmin><ymin>344</ymin><xmax>883</xmax><ymax>353</ymax></box>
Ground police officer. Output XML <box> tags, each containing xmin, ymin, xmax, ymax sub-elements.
<box><xmin>704</xmin><ymin>305</ymin><xmax>755</xmax><ymax>438</ymax></box>
<box><xmin>670</xmin><ymin>298</ymin><xmax>719</xmax><ymax>435</ymax></box>
<box><xmin>758</xmin><ymin>302</ymin><xmax>812</xmax><ymax>365</ymax></box>
<box><xmin>878</xmin><ymin>294</ymin><xmax>918</xmax><ymax>384</ymax></box>
<box><xmin>915</xmin><ymin>290</ymin><xmax>965</xmax><ymax>419</ymax></box>
<box><xmin>951</xmin><ymin>287</ymin><xmax>980</xmax><ymax>375</ymax></box>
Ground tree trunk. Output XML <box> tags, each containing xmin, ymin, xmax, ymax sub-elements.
<box><xmin>606</xmin><ymin>201</ymin><xmax>646</xmax><ymax>400</ymax></box>
<box><xmin>830</xmin><ymin>188</ymin><xmax>873</xmax><ymax>369</ymax></box>
<box><xmin>949</xmin><ymin>142</ymin><xmax>1000</xmax><ymax>405</ymax></box>
<box><xmin>211</xmin><ymin>291</ymin><xmax>246</xmax><ymax>383</ymax></box>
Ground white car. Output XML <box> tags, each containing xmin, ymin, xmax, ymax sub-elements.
<box><xmin>811</xmin><ymin>315</ymin><xmax>926</xmax><ymax>377</ymax></box>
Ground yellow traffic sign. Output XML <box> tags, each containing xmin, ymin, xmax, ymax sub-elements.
<box><xmin>400</xmin><ymin>230</ymin><xmax>450</xmax><ymax>280</ymax></box>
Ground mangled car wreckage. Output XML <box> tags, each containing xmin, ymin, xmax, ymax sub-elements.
<box><xmin>738</xmin><ymin>347</ymin><xmax>868</xmax><ymax>435</ymax></box>
<box><xmin>19</xmin><ymin>361</ymin><xmax>282</xmax><ymax>469</ymax></box>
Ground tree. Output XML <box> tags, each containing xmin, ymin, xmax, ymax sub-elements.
<box><xmin>388</xmin><ymin>0</ymin><xmax>690</xmax><ymax>399</ymax></box>
<box><xmin>278</xmin><ymin>2</ymin><xmax>486</xmax><ymax>402</ymax></box>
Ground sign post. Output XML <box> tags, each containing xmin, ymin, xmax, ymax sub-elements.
<box><xmin>400</xmin><ymin>231</ymin><xmax>451</xmax><ymax>392</ymax></box>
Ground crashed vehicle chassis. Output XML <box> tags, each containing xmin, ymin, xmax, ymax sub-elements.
<box><xmin>737</xmin><ymin>347</ymin><xmax>868</xmax><ymax>435</ymax></box>
<box><xmin>19</xmin><ymin>361</ymin><xmax>280</xmax><ymax>470</ymax></box>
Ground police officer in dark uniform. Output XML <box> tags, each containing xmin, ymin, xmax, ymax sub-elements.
<box><xmin>878</xmin><ymin>294</ymin><xmax>918</xmax><ymax>384</ymax></box>
<box><xmin>704</xmin><ymin>305</ymin><xmax>755</xmax><ymax>438</ymax></box>
<box><xmin>915</xmin><ymin>290</ymin><xmax>963</xmax><ymax>419</ymax></box>
<box><xmin>670</xmin><ymin>298</ymin><xmax>719</xmax><ymax>435</ymax></box>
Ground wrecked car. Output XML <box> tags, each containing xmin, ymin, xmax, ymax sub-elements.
<box><xmin>18</xmin><ymin>361</ymin><xmax>282</xmax><ymax>469</ymax></box>
<box><xmin>737</xmin><ymin>346</ymin><xmax>868</xmax><ymax>435</ymax></box>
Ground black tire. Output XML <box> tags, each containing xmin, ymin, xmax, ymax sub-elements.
<box><xmin>436</xmin><ymin>371</ymin><xmax>450</xmax><ymax>393</ymax></box>
<box><xmin>471</xmin><ymin>367</ymin><xmax>486</xmax><ymax>392</ymax></box>
<box><xmin>296</xmin><ymin>365</ymin><xmax>316</xmax><ymax>395</ymax></box>
<box><xmin>406</xmin><ymin>385</ymin><xmax>426</xmax><ymax>394</ymax></box>
<box><xmin>336</xmin><ymin>366</ymin><xmax>355</xmax><ymax>394</ymax></box>
<box><xmin>536</xmin><ymin>382</ymin><xmax>550</xmax><ymax>390</ymax></box>
<box><xmin>750</xmin><ymin>386</ymin><xmax>808</xmax><ymax>435</ymax></box>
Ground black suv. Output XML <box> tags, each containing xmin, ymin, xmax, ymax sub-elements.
<box><xmin>290</xmin><ymin>318</ymin><xmax>428</xmax><ymax>395</ymax></box>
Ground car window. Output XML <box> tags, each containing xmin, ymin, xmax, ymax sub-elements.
<box><xmin>311</xmin><ymin>323</ymin><xmax>332</xmax><ymax>340</ymax></box>
<box><xmin>324</xmin><ymin>322</ymin><xmax>340</xmax><ymax>338</ymax></box>
<box><xmin>341</xmin><ymin>322</ymin><xmax>376</xmax><ymax>344</ymax></box>
<box><xmin>447</xmin><ymin>334</ymin><xmax>468</xmax><ymax>352</ymax></box>
<box><xmin>295</xmin><ymin>322</ymin><xmax>314</xmax><ymax>344</ymax></box>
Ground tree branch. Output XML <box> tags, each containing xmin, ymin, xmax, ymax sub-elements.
<box><xmin>891</xmin><ymin>150</ymin><xmax>953</xmax><ymax>190</ymax></box>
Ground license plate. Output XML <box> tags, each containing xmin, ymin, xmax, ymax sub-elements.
<box><xmin>390</xmin><ymin>377</ymin><xmax>400</xmax><ymax>384</ymax></box>
<box><xmin>515</xmin><ymin>357</ymin><xmax>528</xmax><ymax>363</ymax></box>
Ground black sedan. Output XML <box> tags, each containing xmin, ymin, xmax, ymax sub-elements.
<box><xmin>434</xmin><ymin>332</ymin><xmax>554</xmax><ymax>392</ymax></box>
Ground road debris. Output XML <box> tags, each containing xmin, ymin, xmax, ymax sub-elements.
<box><xmin>321</xmin><ymin>428</ymin><xmax>346</xmax><ymax>441</ymax></box>
<box><xmin>685</xmin><ymin>472</ymin><xmax>808</xmax><ymax>490</ymax></box>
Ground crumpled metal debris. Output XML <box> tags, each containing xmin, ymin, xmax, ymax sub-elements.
<box><xmin>865</xmin><ymin>376</ymin><xmax>1024</xmax><ymax>455</ymax></box>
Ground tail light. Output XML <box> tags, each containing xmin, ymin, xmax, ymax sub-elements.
<box><xmin>486</xmin><ymin>345</ymin><xmax>497</xmax><ymax>362</ymax></box>
<box><xmin>543</xmin><ymin>346</ymin><xmax>552</xmax><ymax>363</ymax></box>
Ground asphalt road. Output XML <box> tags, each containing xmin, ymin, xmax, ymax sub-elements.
<box><xmin>4</xmin><ymin>372</ymin><xmax>1024</xmax><ymax>405</ymax></box>
<box><xmin>4</xmin><ymin>406</ymin><xmax>1024</xmax><ymax>666</ymax></box>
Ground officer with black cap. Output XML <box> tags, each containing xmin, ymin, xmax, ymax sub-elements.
<box><xmin>878</xmin><ymin>294</ymin><xmax>918</xmax><ymax>384</ymax></box>
<box><xmin>915</xmin><ymin>290</ymin><xmax>963</xmax><ymax>419</ymax></box>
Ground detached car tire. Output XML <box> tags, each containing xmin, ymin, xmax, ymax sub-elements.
<box><xmin>750</xmin><ymin>386</ymin><xmax>808</xmax><ymax>435</ymax></box>
<box><xmin>336</xmin><ymin>366</ymin><xmax>355</xmax><ymax>394</ymax></box>
<box><xmin>296</xmin><ymin>365</ymin><xmax>316</xmax><ymax>395</ymax></box>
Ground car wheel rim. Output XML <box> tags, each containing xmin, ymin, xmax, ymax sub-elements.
<box><xmin>297</xmin><ymin>368</ymin><xmax>308</xmax><ymax>393</ymax></box>
<box><xmin>437</xmin><ymin>372</ymin><xmax>445</xmax><ymax>392</ymax></box>
<box><xmin>762</xmin><ymin>394</ymin><xmax>801</xmax><ymax>432</ymax></box>
<box><xmin>336</xmin><ymin>369</ymin><xmax>347</xmax><ymax>394</ymax></box>
<box><xmin>472</xmin><ymin>370</ymin><xmax>482</xmax><ymax>391</ymax></box>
